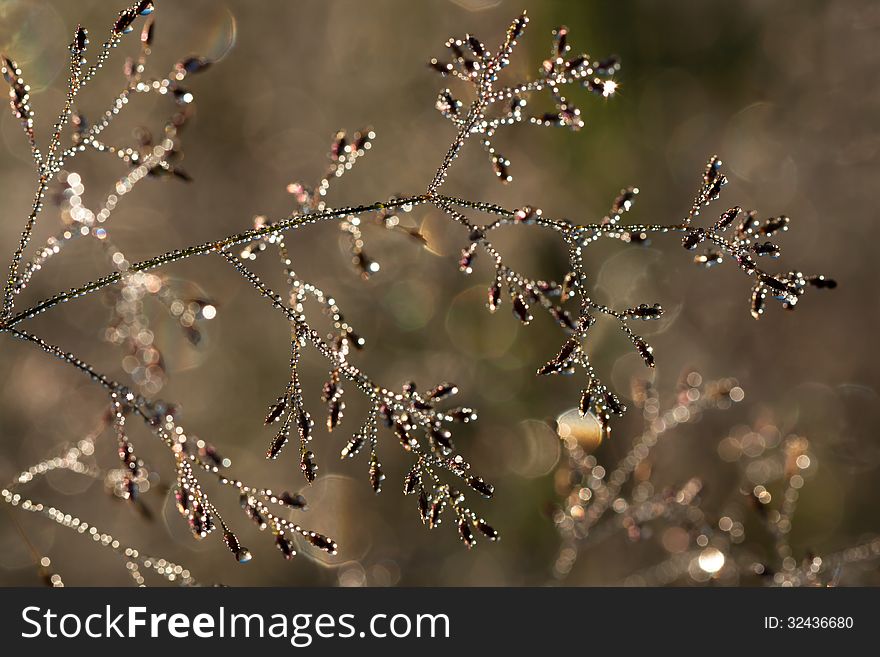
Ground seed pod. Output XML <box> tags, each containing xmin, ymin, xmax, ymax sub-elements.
<box><xmin>327</xmin><ymin>399</ymin><xmax>344</xmax><ymax>432</ymax></box>
<box><xmin>806</xmin><ymin>275</ymin><xmax>836</xmax><ymax>289</ymax></box>
<box><xmin>264</xmin><ymin>396</ymin><xmax>287</xmax><ymax>424</ymax></box>
<box><xmin>759</xmin><ymin>215</ymin><xmax>790</xmax><ymax>237</ymax></box>
<box><xmin>682</xmin><ymin>228</ymin><xmax>705</xmax><ymax>251</ymax></box>
<box><xmin>418</xmin><ymin>487</ymin><xmax>430</xmax><ymax>523</ymax></box>
<box><xmin>550</xmin><ymin>306</ymin><xmax>578</xmax><ymax>331</ymax></box>
<box><xmin>375</xmin><ymin>405</ymin><xmax>393</xmax><ymax>429</ymax></box>
<box><xmin>436</xmin><ymin>89</ymin><xmax>461</xmax><ymax>119</ymax></box>
<box><xmin>73</xmin><ymin>26</ymin><xmax>88</xmax><ymax>53</ymax></box>
<box><xmin>267</xmin><ymin>427</ymin><xmax>289</xmax><ymax>460</ymax></box>
<box><xmin>446</xmin><ymin>407</ymin><xmax>478</xmax><ymax>423</ymax></box>
<box><xmin>114</xmin><ymin>9</ymin><xmax>137</xmax><ymax>35</ymax></box>
<box><xmin>403</xmin><ymin>469</ymin><xmax>419</xmax><ymax>495</ymax></box>
<box><xmin>628</xmin><ymin>303</ymin><xmax>663</xmax><ymax>320</ymax></box>
<box><xmin>458</xmin><ymin>518</ymin><xmax>476</xmax><ymax>548</ymax></box>
<box><xmin>715</xmin><ymin>206</ymin><xmax>741</xmax><ymax>230</ymax></box>
<box><xmin>509</xmin><ymin>13</ymin><xmax>528</xmax><ymax>41</ymax></box>
<box><xmin>459</xmin><ymin>247</ymin><xmax>475</xmax><ymax>273</ymax></box>
<box><xmin>330</xmin><ymin>132</ymin><xmax>347</xmax><ymax>160</ymax></box>
<box><xmin>428</xmin><ymin>499</ymin><xmax>445</xmax><ymax>528</ymax></box>
<box><xmin>705</xmin><ymin>175</ymin><xmax>726</xmax><ymax>201</ymax></box>
<box><xmin>223</xmin><ymin>531</ymin><xmax>251</xmax><ymax>564</ymax></box>
<box><xmin>753</xmin><ymin>241</ymin><xmax>781</xmax><ymax>258</ymax></box>
<box><xmin>429</xmin><ymin>427</ymin><xmax>454</xmax><ymax>455</ymax></box>
<box><xmin>395</xmin><ymin>422</ymin><xmax>417</xmax><ymax>451</ymax></box>
<box><xmin>429</xmin><ymin>383</ymin><xmax>459</xmax><ymax>400</ymax></box>
<box><xmin>174</xmin><ymin>486</ymin><xmax>190</xmax><ymax>516</ymax></box>
<box><xmin>512</xmin><ymin>294</ymin><xmax>532</xmax><ymax>323</ymax></box>
<box><xmin>279</xmin><ymin>491</ymin><xmax>307</xmax><ymax>509</ymax></box>
<box><xmin>759</xmin><ymin>273</ymin><xmax>789</xmax><ymax>292</ymax></box>
<box><xmin>566</xmin><ymin>55</ymin><xmax>587</xmax><ymax>72</ymax></box>
<box><xmin>579</xmin><ymin>389</ymin><xmax>594</xmax><ymax>417</ymax></box>
<box><xmin>428</xmin><ymin>58</ymin><xmax>452</xmax><ymax>75</ymax></box>
<box><xmin>275</xmin><ymin>535</ymin><xmax>296</xmax><ymax>560</ymax></box>
<box><xmin>595</xmin><ymin>55</ymin><xmax>620</xmax><ymax>74</ymax></box>
<box><xmin>736</xmin><ymin>252</ymin><xmax>757</xmax><ymax>274</ymax></box>
<box><xmin>611</xmin><ymin>187</ymin><xmax>637</xmax><ymax>215</ymax></box>
<box><xmin>603</xmin><ymin>391</ymin><xmax>626</xmax><ymax>416</ymax></box>
<box><xmin>487</xmin><ymin>280</ymin><xmax>502</xmax><ymax>312</ymax></box>
<box><xmin>492</xmin><ymin>154</ymin><xmax>511</xmax><ymax>182</ymax></box>
<box><xmin>241</xmin><ymin>498</ymin><xmax>268</xmax><ymax>530</ymax></box>
<box><xmin>305</xmin><ymin>532</ymin><xmax>337</xmax><ymax>554</ymax></box>
<box><xmin>340</xmin><ymin>432</ymin><xmax>366</xmax><ymax>459</ymax></box>
<box><xmin>750</xmin><ymin>284</ymin><xmax>766</xmax><ymax>320</ymax></box>
<box><xmin>634</xmin><ymin>338</ymin><xmax>654</xmax><ymax>368</ymax></box>
<box><xmin>176</xmin><ymin>56</ymin><xmax>211</xmax><ymax>75</ymax></box>
<box><xmin>466</xmin><ymin>35</ymin><xmax>485</xmax><ymax>58</ymax></box>
<box><xmin>704</xmin><ymin>156</ymin><xmax>722</xmax><ymax>185</ymax></box>
<box><xmin>297</xmin><ymin>409</ymin><xmax>313</xmax><ymax>442</ymax></box>
<box><xmin>477</xmin><ymin>519</ymin><xmax>499</xmax><ymax>541</ymax></box>
<box><xmin>468</xmin><ymin>475</ymin><xmax>494</xmax><ymax>498</ymax></box>
<box><xmin>735</xmin><ymin>211</ymin><xmax>760</xmax><ymax>240</ymax></box>
<box><xmin>301</xmin><ymin>450</ymin><xmax>318</xmax><ymax>483</ymax></box>
<box><xmin>360</xmin><ymin>454</ymin><xmax>381</xmax><ymax>494</ymax></box>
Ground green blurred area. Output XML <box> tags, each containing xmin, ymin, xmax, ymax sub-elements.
<box><xmin>0</xmin><ymin>0</ymin><xmax>878</xmax><ymax>586</ymax></box>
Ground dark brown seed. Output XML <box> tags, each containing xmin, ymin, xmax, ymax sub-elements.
<box><xmin>704</xmin><ymin>156</ymin><xmax>722</xmax><ymax>185</ymax></box>
<box><xmin>477</xmin><ymin>519</ymin><xmax>499</xmax><ymax>541</ymax></box>
<box><xmin>428</xmin><ymin>499</ymin><xmax>445</xmax><ymax>528</ymax></box>
<box><xmin>301</xmin><ymin>450</ymin><xmax>318</xmax><ymax>483</ymax></box>
<box><xmin>753</xmin><ymin>241</ymin><xmax>781</xmax><ymax>258</ymax></box>
<box><xmin>418</xmin><ymin>488</ymin><xmax>429</xmax><ymax>523</ymax></box>
<box><xmin>327</xmin><ymin>399</ymin><xmax>343</xmax><ymax>432</ymax></box>
<box><xmin>595</xmin><ymin>55</ymin><xmax>620</xmax><ymax>74</ymax></box>
<box><xmin>488</xmin><ymin>281</ymin><xmax>502</xmax><ymax>312</ymax></box>
<box><xmin>266</xmin><ymin>428</ymin><xmax>289</xmax><ymax>460</ymax></box>
<box><xmin>603</xmin><ymin>391</ymin><xmax>626</xmax><ymax>416</ymax></box>
<box><xmin>74</xmin><ymin>26</ymin><xmax>88</xmax><ymax>53</ymax></box>
<box><xmin>682</xmin><ymin>228</ymin><xmax>705</xmax><ymax>251</ymax></box>
<box><xmin>579</xmin><ymin>389</ymin><xmax>593</xmax><ymax>417</ymax></box>
<box><xmin>114</xmin><ymin>10</ymin><xmax>136</xmax><ymax>35</ymax></box>
<box><xmin>264</xmin><ymin>396</ymin><xmax>287</xmax><ymax>424</ymax></box>
<box><xmin>806</xmin><ymin>275</ymin><xmax>837</xmax><ymax>289</ymax></box>
<box><xmin>403</xmin><ymin>469</ymin><xmax>419</xmax><ymax>495</ymax></box>
<box><xmin>370</xmin><ymin>458</ymin><xmax>384</xmax><ymax>493</ymax></box>
<box><xmin>340</xmin><ymin>433</ymin><xmax>366</xmax><ymax>459</ymax></box>
<box><xmin>177</xmin><ymin>56</ymin><xmax>211</xmax><ymax>75</ymax></box>
<box><xmin>428</xmin><ymin>383</ymin><xmax>459</xmax><ymax>400</ymax></box>
<box><xmin>275</xmin><ymin>535</ymin><xmax>296</xmax><ymax>560</ymax></box>
<box><xmin>305</xmin><ymin>532</ymin><xmax>337</xmax><ymax>554</ymax></box>
<box><xmin>297</xmin><ymin>409</ymin><xmax>313</xmax><ymax>442</ymax></box>
<box><xmin>512</xmin><ymin>294</ymin><xmax>532</xmax><ymax>323</ymax></box>
<box><xmin>458</xmin><ymin>519</ymin><xmax>476</xmax><ymax>548</ymax></box>
<box><xmin>760</xmin><ymin>215</ymin><xmax>790</xmax><ymax>236</ymax></box>
<box><xmin>466</xmin><ymin>35</ymin><xmax>485</xmax><ymax>58</ymax></box>
<box><xmin>379</xmin><ymin>403</ymin><xmax>394</xmax><ymax>427</ymax></box>
<box><xmin>429</xmin><ymin>427</ymin><xmax>454</xmax><ymax>455</ymax></box>
<box><xmin>467</xmin><ymin>475</ymin><xmax>494</xmax><ymax>498</ymax></box>
<box><xmin>635</xmin><ymin>338</ymin><xmax>655</xmax><ymax>368</ymax></box>
<box><xmin>715</xmin><ymin>206</ymin><xmax>741</xmax><ymax>230</ymax></box>
<box><xmin>750</xmin><ymin>284</ymin><xmax>766</xmax><ymax>320</ymax></box>
<box><xmin>509</xmin><ymin>13</ymin><xmax>528</xmax><ymax>41</ymax></box>
<box><xmin>279</xmin><ymin>491</ymin><xmax>307</xmax><ymax>509</ymax></box>
<box><xmin>611</xmin><ymin>188</ymin><xmax>637</xmax><ymax>215</ymax></box>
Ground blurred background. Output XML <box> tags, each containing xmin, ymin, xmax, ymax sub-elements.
<box><xmin>0</xmin><ymin>0</ymin><xmax>878</xmax><ymax>586</ymax></box>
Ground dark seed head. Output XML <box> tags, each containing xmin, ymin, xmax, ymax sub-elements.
<box><xmin>467</xmin><ymin>475</ymin><xmax>494</xmax><ymax>498</ymax></box>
